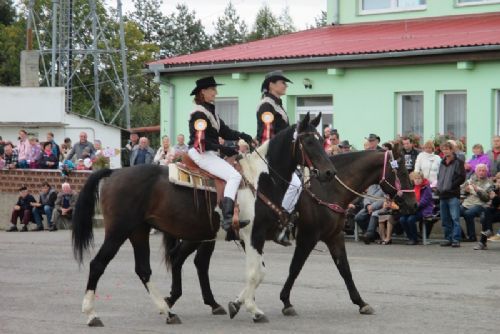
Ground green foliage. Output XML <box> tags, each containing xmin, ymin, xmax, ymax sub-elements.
<box><xmin>248</xmin><ymin>4</ymin><xmax>282</xmax><ymax>41</ymax></box>
<box><xmin>314</xmin><ymin>10</ymin><xmax>328</xmax><ymax>28</ymax></box>
<box><xmin>129</xmin><ymin>0</ymin><xmax>167</xmax><ymax>46</ymax></box>
<box><xmin>277</xmin><ymin>6</ymin><xmax>295</xmax><ymax>34</ymax></box>
<box><xmin>0</xmin><ymin>21</ymin><xmax>24</xmax><ymax>85</ymax></box>
<box><xmin>212</xmin><ymin>1</ymin><xmax>248</xmax><ymax>48</ymax></box>
<box><xmin>0</xmin><ymin>0</ymin><xmax>16</xmax><ymax>25</ymax></box>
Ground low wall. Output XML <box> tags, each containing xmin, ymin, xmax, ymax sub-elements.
<box><xmin>0</xmin><ymin>169</ymin><xmax>91</xmax><ymax>230</ymax></box>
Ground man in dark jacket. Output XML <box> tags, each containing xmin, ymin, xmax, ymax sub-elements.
<box><xmin>7</xmin><ymin>186</ymin><xmax>37</xmax><ymax>232</ymax></box>
<box><xmin>31</xmin><ymin>182</ymin><xmax>58</xmax><ymax>231</ymax></box>
<box><xmin>437</xmin><ymin>142</ymin><xmax>466</xmax><ymax>247</ymax></box>
<box><xmin>401</xmin><ymin>137</ymin><xmax>420</xmax><ymax>173</ymax></box>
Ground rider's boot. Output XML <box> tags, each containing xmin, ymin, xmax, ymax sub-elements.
<box><xmin>221</xmin><ymin>197</ymin><xmax>249</xmax><ymax>241</ymax></box>
<box><xmin>275</xmin><ymin>211</ymin><xmax>299</xmax><ymax>247</ymax></box>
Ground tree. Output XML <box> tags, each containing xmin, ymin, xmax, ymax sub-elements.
<box><xmin>277</xmin><ymin>6</ymin><xmax>295</xmax><ymax>34</ymax></box>
<box><xmin>0</xmin><ymin>0</ymin><xmax>16</xmax><ymax>26</ymax></box>
<box><xmin>161</xmin><ymin>4</ymin><xmax>210</xmax><ymax>56</ymax></box>
<box><xmin>212</xmin><ymin>1</ymin><xmax>247</xmax><ymax>48</ymax></box>
<box><xmin>129</xmin><ymin>0</ymin><xmax>167</xmax><ymax>46</ymax></box>
<box><xmin>248</xmin><ymin>4</ymin><xmax>281</xmax><ymax>41</ymax></box>
<box><xmin>313</xmin><ymin>10</ymin><xmax>328</xmax><ymax>28</ymax></box>
<box><xmin>0</xmin><ymin>22</ymin><xmax>24</xmax><ymax>85</ymax></box>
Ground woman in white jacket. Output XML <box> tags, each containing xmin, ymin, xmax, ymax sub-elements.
<box><xmin>154</xmin><ymin>135</ymin><xmax>176</xmax><ymax>165</ymax></box>
<box><xmin>414</xmin><ymin>140</ymin><xmax>441</xmax><ymax>187</ymax></box>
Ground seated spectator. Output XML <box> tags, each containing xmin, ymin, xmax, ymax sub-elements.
<box><xmin>31</xmin><ymin>182</ymin><xmax>57</xmax><ymax>231</ymax></box>
<box><xmin>66</xmin><ymin>132</ymin><xmax>96</xmax><ymax>162</ymax></box>
<box><xmin>377</xmin><ymin>199</ymin><xmax>400</xmax><ymax>245</ymax></box>
<box><xmin>38</xmin><ymin>141</ymin><xmax>59</xmax><ymax>169</ymax></box>
<box><xmin>76</xmin><ymin>159</ymin><xmax>86</xmax><ymax>170</ymax></box>
<box><xmin>154</xmin><ymin>135</ymin><xmax>176</xmax><ymax>165</ymax></box>
<box><xmin>365</xmin><ymin>133</ymin><xmax>382</xmax><ymax>150</ymax></box>
<box><xmin>130</xmin><ymin>137</ymin><xmax>155</xmax><ymax>166</ymax></box>
<box><xmin>3</xmin><ymin>142</ymin><xmax>18</xmax><ymax>169</ymax></box>
<box><xmin>474</xmin><ymin>175</ymin><xmax>500</xmax><ymax>250</ymax></box>
<box><xmin>414</xmin><ymin>140</ymin><xmax>441</xmax><ymax>187</ymax></box>
<box><xmin>338</xmin><ymin>140</ymin><xmax>352</xmax><ymax>153</ymax></box>
<box><xmin>60</xmin><ymin>143</ymin><xmax>69</xmax><ymax>161</ymax></box>
<box><xmin>51</xmin><ymin>183</ymin><xmax>77</xmax><ymax>230</ymax></box>
<box><xmin>465</xmin><ymin>144</ymin><xmax>491</xmax><ymax>178</ymax></box>
<box><xmin>6</xmin><ymin>186</ymin><xmax>36</xmax><ymax>232</ymax></box>
<box><xmin>0</xmin><ymin>135</ymin><xmax>4</xmax><ymax>155</ymax></box>
<box><xmin>0</xmin><ymin>153</ymin><xmax>4</xmax><ymax>169</ymax></box>
<box><xmin>16</xmin><ymin>129</ymin><xmax>31</xmax><ymax>168</ymax></box>
<box><xmin>399</xmin><ymin>171</ymin><xmax>434</xmax><ymax>245</ymax></box>
<box><xmin>354</xmin><ymin>184</ymin><xmax>385</xmax><ymax>244</ymax></box>
<box><xmin>27</xmin><ymin>136</ymin><xmax>42</xmax><ymax>168</ymax></box>
<box><xmin>174</xmin><ymin>133</ymin><xmax>189</xmax><ymax>154</ymax></box>
<box><xmin>46</xmin><ymin>132</ymin><xmax>61</xmax><ymax>161</ymax></box>
<box><xmin>401</xmin><ymin>136</ymin><xmax>420</xmax><ymax>173</ymax></box>
<box><xmin>460</xmin><ymin>164</ymin><xmax>493</xmax><ymax>242</ymax></box>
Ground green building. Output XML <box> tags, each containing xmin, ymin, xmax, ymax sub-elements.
<box><xmin>146</xmin><ymin>0</ymin><xmax>500</xmax><ymax>152</ymax></box>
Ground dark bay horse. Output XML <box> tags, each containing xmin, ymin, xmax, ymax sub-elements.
<box><xmin>71</xmin><ymin>113</ymin><xmax>335</xmax><ymax>326</ymax></box>
<box><xmin>163</xmin><ymin>144</ymin><xmax>417</xmax><ymax>321</ymax></box>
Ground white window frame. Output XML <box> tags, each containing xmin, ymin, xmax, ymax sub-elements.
<box><xmin>296</xmin><ymin>96</ymin><xmax>334</xmax><ymax>133</ymax></box>
<box><xmin>215</xmin><ymin>97</ymin><xmax>239</xmax><ymax>130</ymax></box>
<box><xmin>397</xmin><ymin>92</ymin><xmax>423</xmax><ymax>137</ymax></box>
<box><xmin>496</xmin><ymin>90</ymin><xmax>500</xmax><ymax>135</ymax></box>
<box><xmin>438</xmin><ymin>90</ymin><xmax>467</xmax><ymax>139</ymax></box>
<box><xmin>359</xmin><ymin>0</ymin><xmax>427</xmax><ymax>15</ymax></box>
<box><xmin>456</xmin><ymin>0</ymin><xmax>500</xmax><ymax>7</ymax></box>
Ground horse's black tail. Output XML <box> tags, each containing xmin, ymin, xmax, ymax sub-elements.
<box><xmin>72</xmin><ymin>168</ymin><xmax>114</xmax><ymax>265</ymax></box>
<box><xmin>162</xmin><ymin>233</ymin><xmax>183</xmax><ymax>271</ymax></box>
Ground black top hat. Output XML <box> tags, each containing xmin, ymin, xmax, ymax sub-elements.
<box><xmin>366</xmin><ymin>133</ymin><xmax>381</xmax><ymax>142</ymax></box>
<box><xmin>338</xmin><ymin>140</ymin><xmax>351</xmax><ymax>148</ymax></box>
<box><xmin>261</xmin><ymin>70</ymin><xmax>293</xmax><ymax>92</ymax></box>
<box><xmin>190</xmin><ymin>76</ymin><xmax>224</xmax><ymax>96</ymax></box>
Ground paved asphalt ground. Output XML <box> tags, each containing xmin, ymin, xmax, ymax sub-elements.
<box><xmin>1</xmin><ymin>229</ymin><xmax>499</xmax><ymax>334</ymax></box>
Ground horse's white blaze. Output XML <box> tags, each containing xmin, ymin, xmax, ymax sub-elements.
<box><xmin>82</xmin><ymin>290</ymin><xmax>98</xmax><ymax>324</ymax></box>
<box><xmin>146</xmin><ymin>282</ymin><xmax>169</xmax><ymax>314</ymax></box>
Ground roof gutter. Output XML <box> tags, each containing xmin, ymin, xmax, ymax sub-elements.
<box><xmin>145</xmin><ymin>45</ymin><xmax>500</xmax><ymax>74</ymax></box>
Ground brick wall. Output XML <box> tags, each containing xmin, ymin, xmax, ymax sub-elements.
<box><xmin>1</xmin><ymin>169</ymin><xmax>92</xmax><ymax>229</ymax></box>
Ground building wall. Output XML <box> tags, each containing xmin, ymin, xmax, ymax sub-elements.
<box><xmin>335</xmin><ymin>0</ymin><xmax>500</xmax><ymax>24</ymax></box>
<box><xmin>160</xmin><ymin>60</ymin><xmax>500</xmax><ymax>153</ymax></box>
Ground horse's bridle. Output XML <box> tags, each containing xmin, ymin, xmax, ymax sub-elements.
<box><xmin>379</xmin><ymin>150</ymin><xmax>415</xmax><ymax>199</ymax></box>
<box><xmin>292</xmin><ymin>130</ymin><xmax>323</xmax><ymax>178</ymax></box>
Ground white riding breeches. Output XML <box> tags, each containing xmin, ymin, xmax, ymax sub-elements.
<box><xmin>282</xmin><ymin>172</ymin><xmax>302</xmax><ymax>213</ymax></box>
<box><xmin>188</xmin><ymin>148</ymin><xmax>241</xmax><ymax>201</ymax></box>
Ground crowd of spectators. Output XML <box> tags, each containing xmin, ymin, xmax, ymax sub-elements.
<box><xmin>321</xmin><ymin>125</ymin><xmax>500</xmax><ymax>250</ymax></box>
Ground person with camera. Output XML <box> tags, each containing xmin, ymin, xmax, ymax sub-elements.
<box><xmin>474</xmin><ymin>173</ymin><xmax>500</xmax><ymax>250</ymax></box>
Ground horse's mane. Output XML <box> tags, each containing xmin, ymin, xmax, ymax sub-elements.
<box><xmin>330</xmin><ymin>150</ymin><xmax>381</xmax><ymax>172</ymax></box>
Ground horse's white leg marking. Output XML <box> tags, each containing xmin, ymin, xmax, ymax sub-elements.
<box><xmin>146</xmin><ymin>282</ymin><xmax>169</xmax><ymax>314</ymax></box>
<box><xmin>82</xmin><ymin>290</ymin><xmax>98</xmax><ymax>325</ymax></box>
<box><xmin>243</xmin><ymin>244</ymin><xmax>266</xmax><ymax>317</ymax></box>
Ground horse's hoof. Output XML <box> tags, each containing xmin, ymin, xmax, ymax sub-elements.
<box><xmin>282</xmin><ymin>306</ymin><xmax>298</xmax><ymax>316</ymax></box>
<box><xmin>360</xmin><ymin>304</ymin><xmax>375</xmax><ymax>315</ymax></box>
<box><xmin>88</xmin><ymin>317</ymin><xmax>104</xmax><ymax>327</ymax></box>
<box><xmin>253</xmin><ymin>313</ymin><xmax>269</xmax><ymax>323</ymax></box>
<box><xmin>166</xmin><ymin>313</ymin><xmax>182</xmax><ymax>324</ymax></box>
<box><xmin>212</xmin><ymin>305</ymin><xmax>227</xmax><ymax>315</ymax></box>
<box><xmin>228</xmin><ymin>301</ymin><xmax>241</xmax><ymax>319</ymax></box>
<box><xmin>164</xmin><ymin>297</ymin><xmax>173</xmax><ymax>308</ymax></box>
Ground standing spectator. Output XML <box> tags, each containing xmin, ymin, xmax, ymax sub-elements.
<box><xmin>448</xmin><ymin>140</ymin><xmax>466</xmax><ymax>162</ymax></box>
<box><xmin>0</xmin><ymin>135</ymin><xmax>4</xmax><ymax>155</ymax></box>
<box><xmin>487</xmin><ymin>135</ymin><xmax>500</xmax><ymax>176</ymax></box>
<box><xmin>465</xmin><ymin>144</ymin><xmax>491</xmax><ymax>178</ymax></box>
<box><xmin>46</xmin><ymin>132</ymin><xmax>61</xmax><ymax>161</ymax></box>
<box><xmin>328</xmin><ymin>130</ymin><xmax>340</xmax><ymax>155</ymax></box>
<box><xmin>6</xmin><ymin>186</ymin><xmax>36</xmax><ymax>232</ymax></box>
<box><xmin>3</xmin><ymin>142</ymin><xmax>18</xmax><ymax>169</ymax></box>
<box><xmin>401</xmin><ymin>136</ymin><xmax>420</xmax><ymax>173</ymax></box>
<box><xmin>414</xmin><ymin>140</ymin><xmax>441</xmax><ymax>187</ymax></box>
<box><xmin>60</xmin><ymin>143</ymin><xmax>70</xmax><ymax>161</ymax></box>
<box><xmin>31</xmin><ymin>182</ymin><xmax>57</xmax><ymax>231</ymax></box>
<box><xmin>51</xmin><ymin>182</ymin><xmax>77</xmax><ymax>231</ymax></box>
<box><xmin>0</xmin><ymin>153</ymin><xmax>5</xmax><ymax>169</ymax></box>
<box><xmin>173</xmin><ymin>133</ymin><xmax>189</xmax><ymax>154</ymax></box>
<box><xmin>66</xmin><ymin>132</ymin><xmax>96</xmax><ymax>161</ymax></box>
<box><xmin>323</xmin><ymin>126</ymin><xmax>331</xmax><ymax>153</ymax></box>
<box><xmin>93</xmin><ymin>139</ymin><xmax>103</xmax><ymax>156</ymax></box>
<box><xmin>130</xmin><ymin>137</ymin><xmax>155</xmax><ymax>166</ymax></box>
<box><xmin>338</xmin><ymin>140</ymin><xmax>352</xmax><ymax>153</ymax></box>
<box><xmin>27</xmin><ymin>136</ymin><xmax>42</xmax><ymax>168</ymax></box>
<box><xmin>459</xmin><ymin>164</ymin><xmax>493</xmax><ymax>242</ymax></box>
<box><xmin>39</xmin><ymin>142</ymin><xmax>59</xmax><ymax>169</ymax></box>
<box><xmin>437</xmin><ymin>142</ymin><xmax>466</xmax><ymax>247</ymax></box>
<box><xmin>399</xmin><ymin>171</ymin><xmax>434</xmax><ymax>245</ymax></box>
<box><xmin>365</xmin><ymin>133</ymin><xmax>382</xmax><ymax>150</ymax></box>
<box><xmin>122</xmin><ymin>132</ymin><xmax>139</xmax><ymax>167</ymax></box>
<box><xmin>126</xmin><ymin>132</ymin><xmax>139</xmax><ymax>151</ymax></box>
<box><xmin>17</xmin><ymin>129</ymin><xmax>31</xmax><ymax>168</ymax></box>
<box><xmin>154</xmin><ymin>135</ymin><xmax>176</xmax><ymax>165</ymax></box>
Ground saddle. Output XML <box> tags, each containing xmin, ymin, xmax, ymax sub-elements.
<box><xmin>168</xmin><ymin>153</ymin><xmax>241</xmax><ymax>205</ymax></box>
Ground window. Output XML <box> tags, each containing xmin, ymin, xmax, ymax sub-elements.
<box><xmin>496</xmin><ymin>90</ymin><xmax>500</xmax><ymax>135</ymax></box>
<box><xmin>296</xmin><ymin>96</ymin><xmax>333</xmax><ymax>132</ymax></box>
<box><xmin>439</xmin><ymin>91</ymin><xmax>467</xmax><ymax>140</ymax></box>
<box><xmin>398</xmin><ymin>93</ymin><xmax>423</xmax><ymax>138</ymax></box>
<box><xmin>361</xmin><ymin>0</ymin><xmax>426</xmax><ymax>13</ymax></box>
<box><xmin>215</xmin><ymin>98</ymin><xmax>238</xmax><ymax>130</ymax></box>
<box><xmin>457</xmin><ymin>0</ymin><xmax>500</xmax><ymax>5</ymax></box>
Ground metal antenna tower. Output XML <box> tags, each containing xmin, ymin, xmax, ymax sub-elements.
<box><xmin>27</xmin><ymin>0</ymin><xmax>130</xmax><ymax>128</ymax></box>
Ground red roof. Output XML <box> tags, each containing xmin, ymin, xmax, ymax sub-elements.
<box><xmin>148</xmin><ymin>13</ymin><xmax>500</xmax><ymax>68</ymax></box>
